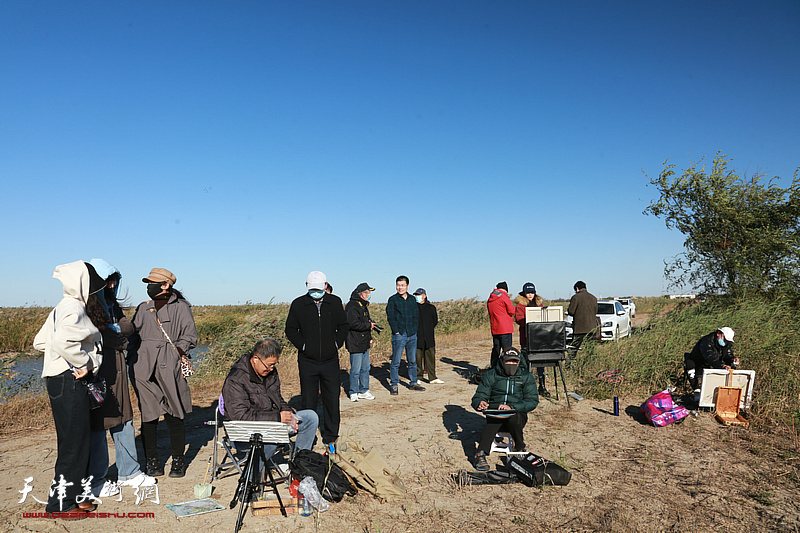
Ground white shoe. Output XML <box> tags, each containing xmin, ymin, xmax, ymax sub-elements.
<box><xmin>430</xmin><ymin>379</ymin><xmax>444</xmax><ymax>384</ymax></box>
<box><xmin>358</xmin><ymin>391</ymin><xmax>375</xmax><ymax>400</ymax></box>
<box><xmin>350</xmin><ymin>393</ymin><xmax>359</xmax><ymax>402</ymax></box>
<box><xmin>98</xmin><ymin>481</ymin><xmax>120</xmax><ymax>497</ymax></box>
<box><xmin>118</xmin><ymin>472</ymin><xmax>157</xmax><ymax>488</ymax></box>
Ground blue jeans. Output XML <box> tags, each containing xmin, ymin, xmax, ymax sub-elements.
<box><xmin>390</xmin><ymin>333</ymin><xmax>418</xmax><ymax>386</ymax></box>
<box><xmin>349</xmin><ymin>351</ymin><xmax>370</xmax><ymax>394</ymax></box>
<box><xmin>235</xmin><ymin>409</ymin><xmax>319</xmax><ymax>460</ymax></box>
<box><xmin>89</xmin><ymin>420</ymin><xmax>142</xmax><ymax>490</ymax></box>
<box><xmin>46</xmin><ymin>370</ymin><xmax>91</xmax><ymax>513</ymax></box>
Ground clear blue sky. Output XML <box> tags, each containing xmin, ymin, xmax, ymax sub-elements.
<box><xmin>1</xmin><ymin>1</ymin><xmax>798</xmax><ymax>306</ymax></box>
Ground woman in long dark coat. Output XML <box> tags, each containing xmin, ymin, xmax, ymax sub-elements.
<box><xmin>128</xmin><ymin>267</ymin><xmax>197</xmax><ymax>478</ymax></box>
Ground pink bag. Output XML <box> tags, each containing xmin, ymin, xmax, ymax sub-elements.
<box><xmin>640</xmin><ymin>390</ymin><xmax>689</xmax><ymax>427</ymax></box>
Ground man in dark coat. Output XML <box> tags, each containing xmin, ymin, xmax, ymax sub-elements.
<box><xmin>222</xmin><ymin>338</ymin><xmax>319</xmax><ymax>458</ymax></box>
<box><xmin>567</xmin><ymin>280</ymin><xmax>598</xmax><ymax>350</ymax></box>
<box><xmin>414</xmin><ymin>288</ymin><xmax>441</xmax><ymax>383</ymax></box>
<box><xmin>684</xmin><ymin>327</ymin><xmax>738</xmax><ymax>391</ymax></box>
<box><xmin>285</xmin><ymin>271</ymin><xmax>349</xmax><ymax>453</ymax></box>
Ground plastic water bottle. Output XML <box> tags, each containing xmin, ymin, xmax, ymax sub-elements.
<box><xmin>298</xmin><ymin>492</ymin><xmax>313</xmax><ymax>517</ymax></box>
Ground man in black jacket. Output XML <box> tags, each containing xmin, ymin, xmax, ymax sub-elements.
<box><xmin>345</xmin><ymin>283</ymin><xmax>377</xmax><ymax>402</ymax></box>
<box><xmin>222</xmin><ymin>338</ymin><xmax>319</xmax><ymax>458</ymax></box>
<box><xmin>285</xmin><ymin>271</ymin><xmax>349</xmax><ymax>453</ymax></box>
<box><xmin>414</xmin><ymin>288</ymin><xmax>442</xmax><ymax>384</ymax></box>
<box><xmin>684</xmin><ymin>327</ymin><xmax>739</xmax><ymax>391</ymax></box>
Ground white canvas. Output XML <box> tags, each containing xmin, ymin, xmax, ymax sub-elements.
<box><xmin>698</xmin><ymin>369</ymin><xmax>755</xmax><ymax>409</ymax></box>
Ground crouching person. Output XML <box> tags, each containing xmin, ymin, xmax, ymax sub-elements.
<box><xmin>470</xmin><ymin>348</ymin><xmax>539</xmax><ymax>471</ymax></box>
<box><xmin>222</xmin><ymin>338</ymin><xmax>319</xmax><ymax>462</ymax></box>
<box><xmin>684</xmin><ymin>327</ymin><xmax>738</xmax><ymax>393</ymax></box>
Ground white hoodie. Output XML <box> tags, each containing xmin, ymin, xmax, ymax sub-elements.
<box><xmin>33</xmin><ymin>261</ymin><xmax>103</xmax><ymax>377</ymax></box>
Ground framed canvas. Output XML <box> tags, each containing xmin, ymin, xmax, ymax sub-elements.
<box><xmin>698</xmin><ymin>369</ymin><xmax>755</xmax><ymax>409</ymax></box>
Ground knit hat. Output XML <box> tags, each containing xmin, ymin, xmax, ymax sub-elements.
<box><xmin>496</xmin><ymin>281</ymin><xmax>509</xmax><ymax>292</ymax></box>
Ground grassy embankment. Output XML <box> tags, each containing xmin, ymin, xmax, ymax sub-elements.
<box><xmin>2</xmin><ymin>296</ymin><xmax>799</xmax><ymax>444</ymax></box>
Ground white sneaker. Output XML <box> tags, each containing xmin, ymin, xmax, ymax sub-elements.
<box><xmin>350</xmin><ymin>393</ymin><xmax>359</xmax><ymax>402</ymax></box>
<box><xmin>358</xmin><ymin>391</ymin><xmax>375</xmax><ymax>400</ymax></box>
<box><xmin>430</xmin><ymin>379</ymin><xmax>444</xmax><ymax>384</ymax></box>
<box><xmin>98</xmin><ymin>481</ymin><xmax>120</xmax><ymax>497</ymax></box>
<box><xmin>118</xmin><ymin>472</ymin><xmax>157</xmax><ymax>488</ymax></box>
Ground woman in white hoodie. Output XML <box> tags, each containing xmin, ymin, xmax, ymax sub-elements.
<box><xmin>34</xmin><ymin>260</ymin><xmax>106</xmax><ymax>515</ymax></box>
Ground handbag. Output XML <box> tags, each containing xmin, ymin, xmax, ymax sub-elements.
<box><xmin>67</xmin><ymin>361</ymin><xmax>106</xmax><ymax>409</ymax></box>
<box><xmin>155</xmin><ymin>316</ymin><xmax>194</xmax><ymax>378</ymax></box>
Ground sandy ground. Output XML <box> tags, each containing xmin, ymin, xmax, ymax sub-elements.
<box><xmin>1</xmin><ymin>334</ymin><xmax>798</xmax><ymax>533</ymax></box>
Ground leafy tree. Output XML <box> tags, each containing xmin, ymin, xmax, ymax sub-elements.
<box><xmin>644</xmin><ymin>153</ymin><xmax>800</xmax><ymax>298</ymax></box>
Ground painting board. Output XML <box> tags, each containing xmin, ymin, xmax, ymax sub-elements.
<box><xmin>698</xmin><ymin>369</ymin><xmax>755</xmax><ymax>409</ymax></box>
<box><xmin>526</xmin><ymin>306</ymin><xmax>563</xmax><ymax>323</ymax></box>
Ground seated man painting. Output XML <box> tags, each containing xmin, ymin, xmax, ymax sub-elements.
<box><xmin>222</xmin><ymin>337</ymin><xmax>319</xmax><ymax>462</ymax></box>
<box><xmin>470</xmin><ymin>348</ymin><xmax>539</xmax><ymax>471</ymax></box>
<box><xmin>683</xmin><ymin>327</ymin><xmax>739</xmax><ymax>393</ymax></box>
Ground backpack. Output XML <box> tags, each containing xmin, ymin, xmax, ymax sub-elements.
<box><xmin>508</xmin><ymin>453</ymin><xmax>572</xmax><ymax>486</ymax></box>
<box><xmin>289</xmin><ymin>449</ymin><xmax>357</xmax><ymax>502</ymax></box>
<box><xmin>330</xmin><ymin>438</ymin><xmax>406</xmax><ymax>502</ymax></box>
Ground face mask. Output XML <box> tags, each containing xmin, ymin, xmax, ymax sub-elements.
<box><xmin>147</xmin><ymin>283</ymin><xmax>163</xmax><ymax>299</ymax></box>
<box><xmin>502</xmin><ymin>362</ymin><xmax>519</xmax><ymax>375</ymax></box>
<box><xmin>415</xmin><ymin>295</ymin><xmax>424</xmax><ymax>304</ymax></box>
<box><xmin>308</xmin><ymin>290</ymin><xmax>325</xmax><ymax>300</ymax></box>
<box><xmin>364</xmin><ymin>294</ymin><xmax>371</xmax><ymax>301</ymax></box>
<box><xmin>718</xmin><ymin>338</ymin><xmax>726</xmax><ymax>347</ymax></box>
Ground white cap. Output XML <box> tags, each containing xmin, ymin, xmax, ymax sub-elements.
<box><xmin>306</xmin><ymin>271</ymin><xmax>327</xmax><ymax>291</ymax></box>
<box><xmin>718</xmin><ymin>327</ymin><xmax>735</xmax><ymax>343</ymax></box>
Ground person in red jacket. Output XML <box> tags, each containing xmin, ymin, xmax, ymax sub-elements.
<box><xmin>487</xmin><ymin>281</ymin><xmax>515</xmax><ymax>368</ymax></box>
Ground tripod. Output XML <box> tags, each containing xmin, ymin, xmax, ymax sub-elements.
<box><xmin>230</xmin><ymin>433</ymin><xmax>287</xmax><ymax>533</ymax></box>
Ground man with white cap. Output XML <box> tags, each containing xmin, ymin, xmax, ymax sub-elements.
<box><xmin>285</xmin><ymin>271</ymin><xmax>349</xmax><ymax>453</ymax></box>
<box><xmin>684</xmin><ymin>327</ymin><xmax>739</xmax><ymax>392</ymax></box>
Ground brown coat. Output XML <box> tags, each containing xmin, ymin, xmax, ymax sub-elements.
<box><xmin>568</xmin><ymin>289</ymin><xmax>598</xmax><ymax>335</ymax></box>
<box><xmin>90</xmin><ymin>302</ymin><xmax>135</xmax><ymax>431</ymax></box>
<box><xmin>128</xmin><ymin>294</ymin><xmax>197</xmax><ymax>422</ymax></box>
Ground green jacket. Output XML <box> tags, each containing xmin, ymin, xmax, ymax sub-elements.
<box><xmin>471</xmin><ymin>362</ymin><xmax>539</xmax><ymax>413</ymax></box>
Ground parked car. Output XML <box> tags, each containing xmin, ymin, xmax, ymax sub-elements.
<box><xmin>615</xmin><ymin>298</ymin><xmax>636</xmax><ymax>318</ymax></box>
<box><xmin>565</xmin><ymin>299</ymin><xmax>631</xmax><ymax>342</ymax></box>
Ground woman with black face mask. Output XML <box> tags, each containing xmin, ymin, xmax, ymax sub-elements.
<box><xmin>127</xmin><ymin>268</ymin><xmax>197</xmax><ymax>478</ymax></box>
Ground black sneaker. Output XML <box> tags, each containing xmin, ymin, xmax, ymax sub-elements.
<box><xmin>513</xmin><ymin>444</ymin><xmax>527</xmax><ymax>453</ymax></box>
<box><xmin>473</xmin><ymin>451</ymin><xmax>490</xmax><ymax>471</ymax></box>
<box><xmin>409</xmin><ymin>383</ymin><xmax>426</xmax><ymax>391</ymax></box>
<box><xmin>145</xmin><ymin>458</ymin><xmax>164</xmax><ymax>477</ymax></box>
<box><xmin>538</xmin><ymin>385</ymin><xmax>551</xmax><ymax>398</ymax></box>
<box><xmin>390</xmin><ymin>385</ymin><xmax>399</xmax><ymax>396</ymax></box>
<box><xmin>168</xmin><ymin>456</ymin><xmax>186</xmax><ymax>478</ymax></box>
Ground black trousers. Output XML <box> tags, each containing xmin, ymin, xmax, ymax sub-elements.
<box><xmin>141</xmin><ymin>413</ymin><xmax>185</xmax><ymax>460</ymax></box>
<box><xmin>490</xmin><ymin>333</ymin><xmax>513</xmax><ymax>368</ymax></box>
<box><xmin>298</xmin><ymin>358</ymin><xmax>339</xmax><ymax>444</ymax></box>
<box><xmin>478</xmin><ymin>412</ymin><xmax>528</xmax><ymax>454</ymax></box>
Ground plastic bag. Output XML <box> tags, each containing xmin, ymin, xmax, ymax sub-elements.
<box><xmin>641</xmin><ymin>390</ymin><xmax>689</xmax><ymax>427</ymax></box>
<box><xmin>298</xmin><ymin>476</ymin><xmax>329</xmax><ymax>512</ymax></box>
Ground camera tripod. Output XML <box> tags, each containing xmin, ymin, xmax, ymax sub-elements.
<box><xmin>230</xmin><ymin>433</ymin><xmax>287</xmax><ymax>533</ymax></box>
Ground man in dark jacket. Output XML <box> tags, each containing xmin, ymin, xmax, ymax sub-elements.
<box><xmin>285</xmin><ymin>271</ymin><xmax>349</xmax><ymax>453</ymax></box>
<box><xmin>684</xmin><ymin>327</ymin><xmax>738</xmax><ymax>391</ymax></box>
<box><xmin>345</xmin><ymin>283</ymin><xmax>377</xmax><ymax>402</ymax></box>
<box><xmin>414</xmin><ymin>288</ymin><xmax>441</xmax><ymax>383</ymax></box>
<box><xmin>386</xmin><ymin>275</ymin><xmax>425</xmax><ymax>395</ymax></box>
<box><xmin>222</xmin><ymin>337</ymin><xmax>319</xmax><ymax>458</ymax></box>
<box><xmin>567</xmin><ymin>281</ymin><xmax>598</xmax><ymax>350</ymax></box>
<box><xmin>471</xmin><ymin>348</ymin><xmax>539</xmax><ymax>471</ymax></box>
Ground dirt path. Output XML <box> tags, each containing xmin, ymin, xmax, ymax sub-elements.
<box><xmin>1</xmin><ymin>338</ymin><xmax>798</xmax><ymax>532</ymax></box>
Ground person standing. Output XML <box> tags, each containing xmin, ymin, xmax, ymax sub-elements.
<box><xmin>414</xmin><ymin>288</ymin><xmax>442</xmax><ymax>384</ymax></box>
<box><xmin>34</xmin><ymin>260</ymin><xmax>106</xmax><ymax>514</ymax></box>
<box><xmin>386</xmin><ymin>275</ymin><xmax>425</xmax><ymax>395</ymax></box>
<box><xmin>128</xmin><ymin>268</ymin><xmax>198</xmax><ymax>478</ymax></box>
<box><xmin>345</xmin><ymin>282</ymin><xmax>377</xmax><ymax>402</ymax></box>
<box><xmin>514</xmin><ymin>282</ymin><xmax>549</xmax><ymax>397</ymax></box>
<box><xmin>567</xmin><ymin>281</ymin><xmax>598</xmax><ymax>350</ymax></box>
<box><xmin>285</xmin><ymin>271</ymin><xmax>349</xmax><ymax>453</ymax></box>
<box><xmin>86</xmin><ymin>259</ymin><xmax>156</xmax><ymax>496</ymax></box>
<box><xmin>487</xmin><ymin>281</ymin><xmax>516</xmax><ymax>368</ymax></box>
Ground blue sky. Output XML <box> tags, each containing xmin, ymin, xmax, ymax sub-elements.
<box><xmin>1</xmin><ymin>1</ymin><xmax>798</xmax><ymax>306</ymax></box>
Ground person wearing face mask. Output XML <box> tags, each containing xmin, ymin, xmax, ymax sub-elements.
<box><xmin>285</xmin><ymin>271</ymin><xmax>349</xmax><ymax>453</ymax></box>
<box><xmin>683</xmin><ymin>327</ymin><xmax>739</xmax><ymax>393</ymax></box>
<box><xmin>470</xmin><ymin>348</ymin><xmax>539</xmax><ymax>472</ymax></box>
<box><xmin>345</xmin><ymin>283</ymin><xmax>377</xmax><ymax>402</ymax></box>
<box><xmin>413</xmin><ymin>288</ymin><xmax>441</xmax><ymax>384</ymax></box>
<box><xmin>127</xmin><ymin>268</ymin><xmax>197</xmax><ymax>478</ymax></box>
